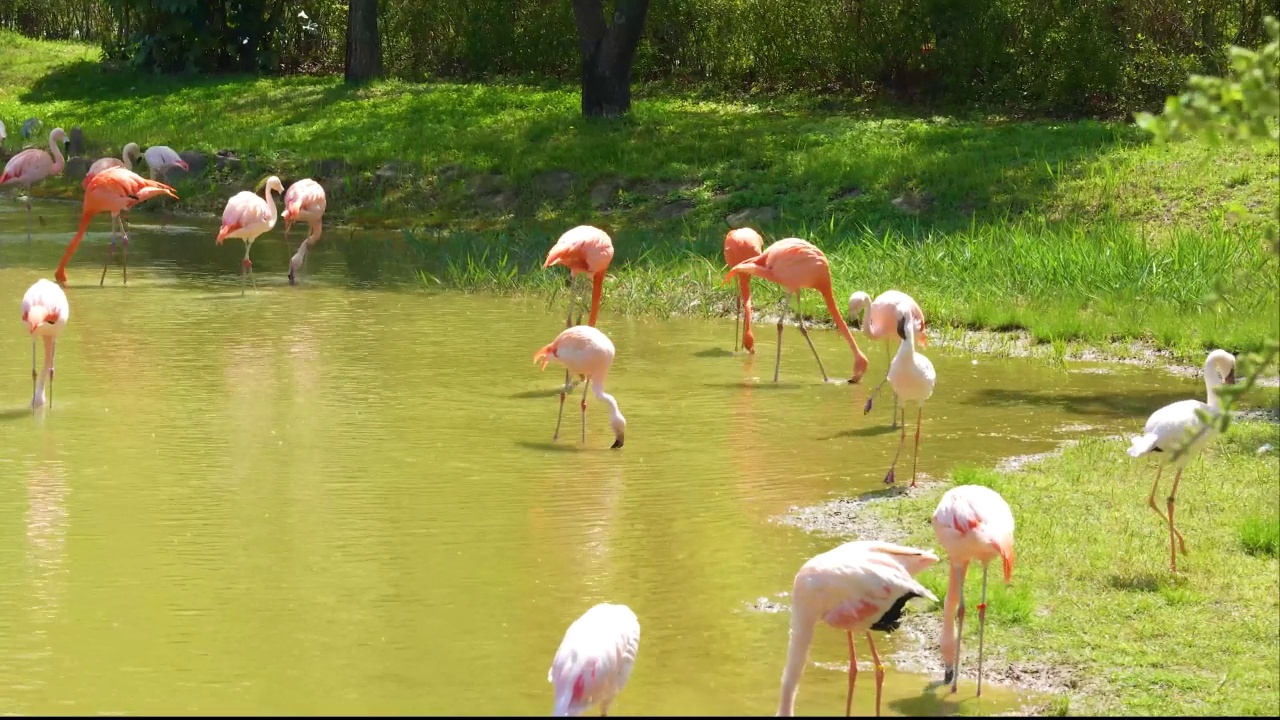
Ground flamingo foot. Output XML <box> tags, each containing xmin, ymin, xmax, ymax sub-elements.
<box><xmin>884</xmin><ymin>468</ymin><xmax>896</xmax><ymax>485</ymax></box>
<box><xmin>288</xmin><ymin>268</ymin><xmax>297</xmax><ymax>286</ymax></box>
<box><xmin>242</xmin><ymin>258</ymin><xmax>253</xmax><ymax>270</ymax></box>
<box><xmin>863</xmin><ymin>396</ymin><xmax>874</xmax><ymax>414</ymax></box>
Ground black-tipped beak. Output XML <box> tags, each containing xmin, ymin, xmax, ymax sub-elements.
<box><xmin>943</xmin><ymin>666</ymin><xmax>954</xmax><ymax>685</ymax></box>
<box><xmin>610</xmin><ymin>437</ymin><xmax>624</xmax><ymax>449</ymax></box>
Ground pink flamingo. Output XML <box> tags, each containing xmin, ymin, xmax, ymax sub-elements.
<box><xmin>56</xmin><ymin>167</ymin><xmax>179</xmax><ymax>287</ymax></box>
<box><xmin>549</xmin><ymin>603</ymin><xmax>641</xmax><ymax>716</ymax></box>
<box><xmin>543</xmin><ymin>225</ymin><xmax>616</xmax><ymax>430</ymax></box>
<box><xmin>931</xmin><ymin>484</ymin><xmax>1016</xmax><ymax>697</ymax></box>
<box><xmin>779</xmin><ymin>540</ymin><xmax>939</xmax><ymax>717</ymax></box>
<box><xmin>533</xmin><ymin>325</ymin><xmax>627</xmax><ymax>448</ymax></box>
<box><xmin>82</xmin><ymin>142</ymin><xmax>143</xmax><ymax>245</ymax></box>
<box><xmin>849</xmin><ymin>289</ymin><xmax>928</xmax><ymax>426</ymax></box>
<box><xmin>21</xmin><ymin>278</ymin><xmax>70</xmax><ymax>409</ymax></box>
<box><xmin>724</xmin><ymin>228</ymin><xmax>764</xmax><ymax>353</ymax></box>
<box><xmin>282</xmin><ymin>178</ymin><xmax>328</xmax><ymax>285</ymax></box>
<box><xmin>216</xmin><ymin>176</ymin><xmax>284</xmax><ymax>294</ymax></box>
<box><xmin>1</xmin><ymin>127</ymin><xmax>69</xmax><ymax>241</ymax></box>
<box><xmin>142</xmin><ymin>145</ymin><xmax>189</xmax><ymax>182</ymax></box>
<box><xmin>725</xmin><ymin>237</ymin><xmax>869</xmax><ymax>384</ymax></box>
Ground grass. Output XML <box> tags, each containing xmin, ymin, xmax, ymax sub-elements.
<box><xmin>2</xmin><ymin>31</ymin><xmax>1278</xmax><ymax>363</ymax></box>
<box><xmin>863</xmin><ymin>424</ymin><xmax>1280</xmax><ymax>716</ymax></box>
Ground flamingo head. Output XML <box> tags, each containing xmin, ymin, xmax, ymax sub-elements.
<box><xmin>123</xmin><ymin>142</ymin><xmax>142</xmax><ymax>164</ymax></box>
<box><xmin>850</xmin><ymin>347</ymin><xmax>869</xmax><ymax>385</ymax></box>
<box><xmin>1206</xmin><ymin>349</ymin><xmax>1237</xmax><ymax>386</ymax></box>
<box><xmin>24</xmin><ymin>305</ymin><xmax>57</xmax><ymax>334</ymax></box>
<box><xmin>895</xmin><ymin>312</ymin><xmax>919</xmax><ymax>341</ymax></box>
<box><xmin>263</xmin><ymin>175</ymin><xmax>284</xmax><ymax>196</ymax></box>
<box><xmin>609</xmin><ymin>412</ymin><xmax>627</xmax><ymax>450</ymax></box>
<box><xmin>848</xmin><ymin>291</ymin><xmax>871</xmax><ymax>326</ymax></box>
<box><xmin>50</xmin><ymin>127</ymin><xmax>69</xmax><ymax>152</ymax></box>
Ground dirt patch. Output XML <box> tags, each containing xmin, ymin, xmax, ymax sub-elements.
<box><xmin>774</xmin><ymin>480</ymin><xmax>943</xmax><ymax>541</ymax></box>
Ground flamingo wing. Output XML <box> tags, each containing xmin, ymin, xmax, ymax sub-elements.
<box><xmin>549</xmin><ymin>604</ymin><xmax>640</xmax><ymax>716</ymax></box>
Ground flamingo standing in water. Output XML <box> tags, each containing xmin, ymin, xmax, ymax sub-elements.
<box><xmin>1</xmin><ymin>127</ymin><xmax>69</xmax><ymax>241</ymax></box>
<box><xmin>83</xmin><ymin>142</ymin><xmax>143</xmax><ymax>247</ymax></box>
<box><xmin>282</xmin><ymin>178</ymin><xmax>328</xmax><ymax>285</ymax></box>
<box><xmin>21</xmin><ymin>279</ymin><xmax>70</xmax><ymax>409</ymax></box>
<box><xmin>725</xmin><ymin>237</ymin><xmax>869</xmax><ymax>384</ymax></box>
<box><xmin>549</xmin><ymin>603</ymin><xmax>641</xmax><ymax>716</ymax></box>
<box><xmin>1127</xmin><ymin>348</ymin><xmax>1237</xmax><ymax>573</ymax></box>
<box><xmin>724</xmin><ymin>227</ymin><xmax>764</xmax><ymax>353</ymax></box>
<box><xmin>543</xmin><ymin>225</ymin><xmax>616</xmax><ymax>437</ymax></box>
<box><xmin>778</xmin><ymin>540</ymin><xmax>938</xmax><ymax>717</ymax></box>
<box><xmin>849</xmin><ymin>290</ymin><xmax>928</xmax><ymax>427</ymax></box>
<box><xmin>884</xmin><ymin>312</ymin><xmax>935</xmax><ymax>487</ymax></box>
<box><xmin>216</xmin><ymin>175</ymin><xmax>284</xmax><ymax>294</ymax></box>
<box><xmin>932</xmin><ymin>485</ymin><xmax>1016</xmax><ymax>696</ymax></box>
<box><xmin>534</xmin><ymin>325</ymin><xmax>627</xmax><ymax>449</ymax></box>
<box><xmin>55</xmin><ymin>167</ymin><xmax>179</xmax><ymax>287</ymax></box>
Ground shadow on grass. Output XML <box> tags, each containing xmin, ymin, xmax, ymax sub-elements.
<box><xmin>974</xmin><ymin>388</ymin><xmax>1193</xmax><ymax>419</ymax></box>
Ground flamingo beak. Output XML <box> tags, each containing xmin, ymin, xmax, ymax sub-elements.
<box><xmin>26</xmin><ymin>308</ymin><xmax>47</xmax><ymax>334</ymax></box>
<box><xmin>610</xmin><ymin>434</ymin><xmax>624</xmax><ymax>450</ymax></box>
<box><xmin>1225</xmin><ymin>368</ymin><xmax>1237</xmax><ymax>384</ymax></box>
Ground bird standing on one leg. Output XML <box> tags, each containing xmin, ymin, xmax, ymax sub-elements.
<box><xmin>778</xmin><ymin>540</ymin><xmax>938</xmax><ymax>717</ymax></box>
<box><xmin>724</xmin><ymin>237</ymin><xmax>869</xmax><ymax>384</ymax></box>
<box><xmin>884</xmin><ymin>311</ymin><xmax>935</xmax><ymax>487</ymax></box>
<box><xmin>548</xmin><ymin>603</ymin><xmax>641</xmax><ymax>716</ymax></box>
<box><xmin>282</xmin><ymin>178</ymin><xmax>328</xmax><ymax>286</ymax></box>
<box><xmin>21</xmin><ymin>279</ymin><xmax>70</xmax><ymax>409</ymax></box>
<box><xmin>1127</xmin><ymin>348</ymin><xmax>1236</xmax><ymax>573</ymax></box>
<box><xmin>850</xmin><ymin>289</ymin><xmax>928</xmax><ymax>428</ymax></box>
<box><xmin>931</xmin><ymin>484</ymin><xmax>1015</xmax><ymax>697</ymax></box>
<box><xmin>216</xmin><ymin>176</ymin><xmax>284</xmax><ymax>295</ymax></box>
<box><xmin>533</xmin><ymin>325</ymin><xmax>627</xmax><ymax>449</ymax></box>
<box><xmin>724</xmin><ymin>227</ymin><xmax>764</xmax><ymax>353</ymax></box>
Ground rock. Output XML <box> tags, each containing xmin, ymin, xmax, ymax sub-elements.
<box><xmin>891</xmin><ymin>191</ymin><xmax>932</xmax><ymax>214</ymax></box>
<box><xmin>534</xmin><ymin>170</ymin><xmax>576</xmax><ymax>198</ymax></box>
<box><xmin>477</xmin><ymin>189</ymin><xmax>519</xmax><ymax>212</ymax></box>
<box><xmin>637</xmin><ymin>178</ymin><xmax>694</xmax><ymax>199</ymax></box>
<box><xmin>167</xmin><ymin>151</ymin><xmax>206</xmax><ymax>182</ymax></box>
<box><xmin>214</xmin><ymin>150</ymin><xmax>242</xmax><ymax>172</ymax></box>
<box><xmin>315</xmin><ymin>158</ymin><xmax>348</xmax><ymax>178</ymax></box>
<box><xmin>21</xmin><ymin>118</ymin><xmax>40</xmax><ymax>139</ymax></box>
<box><xmin>376</xmin><ymin>162</ymin><xmax>411</xmax><ymax>182</ymax></box>
<box><xmin>437</xmin><ymin>164</ymin><xmax>466</xmax><ymax>183</ymax></box>
<box><xmin>68</xmin><ymin>127</ymin><xmax>86</xmax><ymax>156</ymax></box>
<box><xmin>834</xmin><ymin>186</ymin><xmax>863</xmax><ymax>200</ymax></box>
<box><xmin>590</xmin><ymin>178</ymin><xmax>625</xmax><ymax>208</ymax></box>
<box><xmin>726</xmin><ymin>206</ymin><xmax>777</xmax><ymax>227</ymax></box>
<box><xmin>466</xmin><ymin>173</ymin><xmax>505</xmax><ymax>194</ymax></box>
<box><xmin>64</xmin><ymin>156</ymin><xmax>90</xmax><ymax>181</ymax></box>
<box><xmin>655</xmin><ymin>199</ymin><xmax>695</xmax><ymax>220</ymax></box>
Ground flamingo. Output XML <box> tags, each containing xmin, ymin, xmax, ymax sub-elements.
<box><xmin>55</xmin><ymin>166</ymin><xmax>179</xmax><ymax>287</ymax></box>
<box><xmin>216</xmin><ymin>176</ymin><xmax>284</xmax><ymax>295</ymax></box>
<box><xmin>931</xmin><ymin>485</ymin><xmax>1016</xmax><ymax>697</ymax></box>
<box><xmin>143</xmin><ymin>144</ymin><xmax>189</xmax><ymax>182</ymax></box>
<box><xmin>533</xmin><ymin>325</ymin><xmax>626</xmax><ymax>449</ymax></box>
<box><xmin>83</xmin><ymin>142</ymin><xmax>142</xmax><ymax>188</ymax></box>
<box><xmin>0</xmin><ymin>119</ymin><xmax>6</xmax><ymax>151</ymax></box>
<box><xmin>724</xmin><ymin>237</ymin><xmax>870</xmax><ymax>385</ymax></box>
<box><xmin>724</xmin><ymin>228</ymin><xmax>764</xmax><ymax>353</ymax></box>
<box><xmin>1127</xmin><ymin>348</ymin><xmax>1237</xmax><ymax>573</ymax></box>
<box><xmin>549</xmin><ymin>603</ymin><xmax>641</xmax><ymax>716</ymax></box>
<box><xmin>543</xmin><ymin>225</ymin><xmax>616</xmax><ymax>434</ymax></box>
<box><xmin>0</xmin><ymin>126</ymin><xmax>69</xmax><ymax>241</ymax></box>
<box><xmin>282</xmin><ymin>178</ymin><xmax>328</xmax><ymax>285</ymax></box>
<box><xmin>21</xmin><ymin>279</ymin><xmax>70</xmax><ymax>409</ymax></box>
<box><xmin>849</xmin><ymin>290</ymin><xmax>928</xmax><ymax>427</ymax></box>
<box><xmin>884</xmin><ymin>312</ymin><xmax>935</xmax><ymax>487</ymax></box>
<box><xmin>778</xmin><ymin>540</ymin><xmax>939</xmax><ymax>717</ymax></box>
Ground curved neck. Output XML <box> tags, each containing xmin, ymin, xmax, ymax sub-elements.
<box><xmin>121</xmin><ymin>148</ymin><xmax>134</xmax><ymax>169</ymax></box>
<box><xmin>895</xmin><ymin>322</ymin><xmax>917</xmax><ymax>362</ymax></box>
<box><xmin>47</xmin><ymin>134</ymin><xmax>65</xmax><ymax>174</ymax></box>
<box><xmin>592</xmin><ymin>381</ymin><xmax>625</xmax><ymax>432</ymax></box>
<box><xmin>777</xmin><ymin>615</ymin><xmax>815</xmax><ymax>716</ymax></box>
<box><xmin>1203</xmin><ymin>366</ymin><xmax>1224</xmax><ymax>411</ymax></box>
<box><xmin>816</xmin><ymin>280</ymin><xmax>862</xmax><ymax>357</ymax></box>
<box><xmin>262</xmin><ymin>185</ymin><xmax>279</xmax><ymax>224</ymax></box>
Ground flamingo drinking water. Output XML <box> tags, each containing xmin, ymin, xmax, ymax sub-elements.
<box><xmin>548</xmin><ymin>603</ymin><xmax>641</xmax><ymax>716</ymax></box>
<box><xmin>21</xmin><ymin>279</ymin><xmax>70</xmax><ymax>409</ymax></box>
<box><xmin>533</xmin><ymin>325</ymin><xmax>627</xmax><ymax>449</ymax></box>
<box><xmin>216</xmin><ymin>176</ymin><xmax>284</xmax><ymax>294</ymax></box>
<box><xmin>55</xmin><ymin>167</ymin><xmax>179</xmax><ymax>287</ymax></box>
<box><xmin>142</xmin><ymin>145</ymin><xmax>189</xmax><ymax>182</ymax></box>
<box><xmin>1</xmin><ymin>127</ymin><xmax>69</xmax><ymax>241</ymax></box>
<box><xmin>282</xmin><ymin>178</ymin><xmax>328</xmax><ymax>285</ymax></box>
<box><xmin>849</xmin><ymin>290</ymin><xmax>928</xmax><ymax>427</ymax></box>
<box><xmin>724</xmin><ymin>227</ymin><xmax>764</xmax><ymax>353</ymax></box>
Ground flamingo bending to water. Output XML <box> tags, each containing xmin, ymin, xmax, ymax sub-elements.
<box><xmin>55</xmin><ymin>167</ymin><xmax>179</xmax><ymax>287</ymax></box>
<box><xmin>778</xmin><ymin>540</ymin><xmax>938</xmax><ymax>717</ymax></box>
<box><xmin>83</xmin><ymin>143</ymin><xmax>142</xmax><ymax>188</ymax></box>
<box><xmin>216</xmin><ymin>176</ymin><xmax>284</xmax><ymax>295</ymax></box>
<box><xmin>533</xmin><ymin>325</ymin><xmax>626</xmax><ymax>449</ymax></box>
<box><xmin>849</xmin><ymin>290</ymin><xmax>928</xmax><ymax>427</ymax></box>
<box><xmin>543</xmin><ymin>225</ymin><xmax>616</xmax><ymax>437</ymax></box>
<box><xmin>884</xmin><ymin>312</ymin><xmax>935</xmax><ymax>487</ymax></box>
<box><xmin>21</xmin><ymin>279</ymin><xmax>70</xmax><ymax>409</ymax></box>
<box><xmin>282</xmin><ymin>178</ymin><xmax>328</xmax><ymax>285</ymax></box>
<box><xmin>143</xmin><ymin>145</ymin><xmax>189</xmax><ymax>181</ymax></box>
<box><xmin>724</xmin><ymin>238</ymin><xmax>869</xmax><ymax>384</ymax></box>
<box><xmin>1127</xmin><ymin>348</ymin><xmax>1236</xmax><ymax>572</ymax></box>
<box><xmin>549</xmin><ymin>603</ymin><xmax>641</xmax><ymax>716</ymax></box>
<box><xmin>724</xmin><ymin>227</ymin><xmax>764</xmax><ymax>353</ymax></box>
<box><xmin>932</xmin><ymin>485</ymin><xmax>1015</xmax><ymax>696</ymax></box>
<box><xmin>1</xmin><ymin>127</ymin><xmax>69</xmax><ymax>241</ymax></box>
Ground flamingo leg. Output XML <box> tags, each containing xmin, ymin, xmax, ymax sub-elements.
<box><xmin>773</xmin><ymin>295</ymin><xmax>787</xmax><ymax>383</ymax></box>
<box><xmin>977</xmin><ymin>563</ymin><xmax>990</xmax><ymax>697</ymax></box>
<box><xmin>25</xmin><ymin>193</ymin><xmax>34</xmax><ymax>242</ymax></box>
<box><xmin>1145</xmin><ymin>465</ymin><xmax>1186</xmax><ymax>559</ymax></box>
<box><xmin>1167</xmin><ymin>467</ymin><xmax>1188</xmax><ymax>572</ymax></box>
<box><xmin>948</xmin><ymin>584</ymin><xmax>967</xmax><ymax>694</ymax></box>
<box><xmin>883</xmin><ymin>412</ymin><xmax>907</xmax><ymax>484</ymax></box>
<box><xmin>733</xmin><ymin>293</ymin><xmax>741</xmax><ymax>352</ymax></box>
<box><xmin>580</xmin><ymin>377</ymin><xmax>590</xmax><ymax>445</ymax></box>
<box><xmin>845</xmin><ymin>630</ymin><xmax>858</xmax><ymax>717</ymax></box>
<box><xmin>244</xmin><ymin>241</ymin><xmax>258</xmax><ymax>292</ymax></box>
<box><xmin>30</xmin><ymin>339</ymin><xmax>36</xmax><ymax>404</ymax></box>
<box><xmin>864</xmin><ymin>632</ymin><xmax>885</xmax><ymax>717</ymax></box>
<box><xmin>100</xmin><ymin>216</ymin><xmax>119</xmax><ymax>287</ymax></box>
<box><xmin>122</xmin><ymin>225</ymin><xmax>130</xmax><ymax>286</ymax></box>
<box><xmin>554</xmin><ymin>280</ymin><xmax>576</xmax><ymax>442</ymax></box>
<box><xmin>795</xmin><ymin>295</ymin><xmax>831</xmax><ymax>382</ymax></box>
<box><xmin>910</xmin><ymin>406</ymin><xmax>923</xmax><ymax>488</ymax></box>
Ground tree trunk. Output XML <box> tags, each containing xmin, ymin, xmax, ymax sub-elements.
<box><xmin>345</xmin><ymin>0</ymin><xmax>382</xmax><ymax>84</ymax></box>
<box><xmin>572</xmin><ymin>0</ymin><xmax>651</xmax><ymax>117</ymax></box>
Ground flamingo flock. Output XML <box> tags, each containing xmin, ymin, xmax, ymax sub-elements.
<box><xmin>4</xmin><ymin>125</ymin><xmax>1246</xmax><ymax>716</ymax></box>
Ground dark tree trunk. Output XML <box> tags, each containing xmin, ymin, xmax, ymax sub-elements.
<box><xmin>572</xmin><ymin>0</ymin><xmax>652</xmax><ymax>117</ymax></box>
<box><xmin>345</xmin><ymin>0</ymin><xmax>382</xmax><ymax>84</ymax></box>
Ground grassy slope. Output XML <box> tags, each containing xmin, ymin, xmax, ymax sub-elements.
<box><xmin>869</xmin><ymin>425</ymin><xmax>1280</xmax><ymax>716</ymax></box>
<box><xmin>2</xmin><ymin>32</ymin><xmax>1277</xmax><ymax>362</ymax></box>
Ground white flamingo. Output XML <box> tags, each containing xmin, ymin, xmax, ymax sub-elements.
<box><xmin>849</xmin><ymin>290</ymin><xmax>928</xmax><ymax>428</ymax></box>
<box><xmin>1127</xmin><ymin>348</ymin><xmax>1237</xmax><ymax>572</ymax></box>
<box><xmin>21</xmin><ymin>279</ymin><xmax>70</xmax><ymax>409</ymax></box>
<box><xmin>549</xmin><ymin>603</ymin><xmax>641</xmax><ymax>716</ymax></box>
<box><xmin>215</xmin><ymin>176</ymin><xmax>284</xmax><ymax>295</ymax></box>
<box><xmin>778</xmin><ymin>540</ymin><xmax>938</xmax><ymax>717</ymax></box>
<box><xmin>143</xmin><ymin>144</ymin><xmax>189</xmax><ymax>181</ymax></box>
<box><xmin>884</xmin><ymin>311</ymin><xmax>936</xmax><ymax>487</ymax></box>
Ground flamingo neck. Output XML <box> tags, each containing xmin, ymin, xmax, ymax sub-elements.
<box><xmin>1203</xmin><ymin>363</ymin><xmax>1225</xmax><ymax>412</ymax></box>
<box><xmin>48</xmin><ymin>134</ymin><xmax>65</xmax><ymax>174</ymax></box>
<box><xmin>777</xmin><ymin>614</ymin><xmax>815</xmax><ymax>716</ymax></box>
<box><xmin>591</xmin><ymin>380</ymin><xmax>626</xmax><ymax>438</ymax></box>
<box><xmin>587</xmin><ymin>272</ymin><xmax>606</xmax><ymax>327</ymax></box>
<box><xmin>263</xmin><ymin>186</ymin><xmax>279</xmax><ymax>226</ymax></box>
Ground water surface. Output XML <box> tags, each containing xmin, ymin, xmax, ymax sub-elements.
<box><xmin>0</xmin><ymin>199</ymin><xmax>1225</xmax><ymax>715</ymax></box>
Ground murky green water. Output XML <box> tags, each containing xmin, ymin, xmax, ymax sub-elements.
<box><xmin>0</xmin><ymin>199</ymin><xmax>1234</xmax><ymax>715</ymax></box>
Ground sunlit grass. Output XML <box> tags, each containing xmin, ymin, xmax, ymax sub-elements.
<box><xmin>867</xmin><ymin>423</ymin><xmax>1280</xmax><ymax>716</ymax></box>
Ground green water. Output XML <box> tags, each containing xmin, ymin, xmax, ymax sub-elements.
<box><xmin>0</xmin><ymin>199</ymin><xmax>1219</xmax><ymax>715</ymax></box>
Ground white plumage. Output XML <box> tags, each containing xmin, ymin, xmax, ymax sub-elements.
<box><xmin>20</xmin><ymin>278</ymin><xmax>70</xmax><ymax>408</ymax></box>
<box><xmin>143</xmin><ymin>144</ymin><xmax>188</xmax><ymax>180</ymax></box>
<box><xmin>548</xmin><ymin>603</ymin><xmax>641</xmax><ymax>716</ymax></box>
<box><xmin>884</xmin><ymin>312</ymin><xmax>936</xmax><ymax>487</ymax></box>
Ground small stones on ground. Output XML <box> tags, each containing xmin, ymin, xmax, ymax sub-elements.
<box><xmin>214</xmin><ymin>150</ymin><xmax>242</xmax><ymax>172</ymax></box>
<box><xmin>533</xmin><ymin>169</ymin><xmax>576</xmax><ymax>198</ymax></box>
<box><xmin>726</xmin><ymin>206</ymin><xmax>777</xmax><ymax>227</ymax></box>
<box><xmin>590</xmin><ymin>177</ymin><xmax>626</xmax><ymax>208</ymax></box>
<box><xmin>655</xmin><ymin>199</ymin><xmax>695</xmax><ymax>220</ymax></box>
<box><xmin>376</xmin><ymin>162</ymin><xmax>412</xmax><ymax>182</ymax></box>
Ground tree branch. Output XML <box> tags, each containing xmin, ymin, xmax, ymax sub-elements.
<box><xmin>571</xmin><ymin>0</ymin><xmax>608</xmax><ymax>57</ymax></box>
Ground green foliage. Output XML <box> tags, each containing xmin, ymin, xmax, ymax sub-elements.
<box><xmin>98</xmin><ymin>0</ymin><xmax>289</xmax><ymax>73</ymax></box>
<box><xmin>1238</xmin><ymin>513</ymin><xmax>1280</xmax><ymax>558</ymax></box>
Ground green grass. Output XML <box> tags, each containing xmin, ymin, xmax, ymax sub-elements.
<box><xmin>2</xmin><ymin>31</ymin><xmax>1278</xmax><ymax>362</ymax></box>
<box><xmin>864</xmin><ymin>425</ymin><xmax>1280</xmax><ymax>716</ymax></box>
<box><xmin>1238</xmin><ymin>514</ymin><xmax>1280</xmax><ymax>558</ymax></box>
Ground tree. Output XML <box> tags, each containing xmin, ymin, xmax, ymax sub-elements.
<box><xmin>345</xmin><ymin>0</ymin><xmax>382</xmax><ymax>84</ymax></box>
<box><xmin>571</xmin><ymin>0</ymin><xmax>651</xmax><ymax>118</ymax></box>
